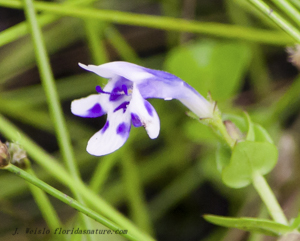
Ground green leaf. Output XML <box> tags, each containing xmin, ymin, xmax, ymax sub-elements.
<box><xmin>253</xmin><ymin>124</ymin><xmax>274</xmax><ymax>144</ymax></box>
<box><xmin>222</xmin><ymin>141</ymin><xmax>278</xmax><ymax>188</ymax></box>
<box><xmin>164</xmin><ymin>39</ymin><xmax>251</xmax><ymax>101</ymax></box>
<box><xmin>216</xmin><ymin>143</ymin><xmax>231</xmax><ymax>172</ymax></box>
<box><xmin>245</xmin><ymin>112</ymin><xmax>255</xmax><ymax>141</ymax></box>
<box><xmin>290</xmin><ymin>213</ymin><xmax>300</xmax><ymax>230</ymax></box>
<box><xmin>204</xmin><ymin>215</ymin><xmax>292</xmax><ymax>236</ymax></box>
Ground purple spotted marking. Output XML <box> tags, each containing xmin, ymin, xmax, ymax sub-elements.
<box><xmin>87</xmin><ymin>103</ymin><xmax>104</xmax><ymax>117</ymax></box>
<box><xmin>122</xmin><ymin>85</ymin><xmax>128</xmax><ymax>95</ymax></box>
<box><xmin>116</xmin><ymin>122</ymin><xmax>129</xmax><ymax>137</ymax></box>
<box><xmin>131</xmin><ymin>113</ymin><xmax>142</xmax><ymax>127</ymax></box>
<box><xmin>109</xmin><ymin>77</ymin><xmax>132</xmax><ymax>101</ymax></box>
<box><xmin>114</xmin><ymin>101</ymin><xmax>130</xmax><ymax>113</ymax></box>
<box><xmin>101</xmin><ymin>121</ymin><xmax>109</xmax><ymax>133</ymax></box>
<box><xmin>144</xmin><ymin>101</ymin><xmax>153</xmax><ymax>116</ymax></box>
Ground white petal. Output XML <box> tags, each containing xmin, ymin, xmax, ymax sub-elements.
<box><xmin>86</xmin><ymin>109</ymin><xmax>131</xmax><ymax>156</ymax></box>
<box><xmin>71</xmin><ymin>94</ymin><xmax>106</xmax><ymax>118</ymax></box>
<box><xmin>79</xmin><ymin>62</ymin><xmax>153</xmax><ymax>82</ymax></box>
<box><xmin>128</xmin><ymin>84</ymin><xmax>160</xmax><ymax>139</ymax></box>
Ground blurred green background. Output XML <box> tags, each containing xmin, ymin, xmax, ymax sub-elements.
<box><xmin>0</xmin><ymin>0</ymin><xmax>299</xmax><ymax>241</ymax></box>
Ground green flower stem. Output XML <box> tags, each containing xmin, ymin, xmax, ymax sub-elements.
<box><xmin>252</xmin><ymin>172</ymin><xmax>288</xmax><ymax>225</ymax></box>
<box><xmin>22</xmin><ymin>0</ymin><xmax>93</xmax><ymax>237</ymax></box>
<box><xmin>0</xmin><ymin>0</ymin><xmax>293</xmax><ymax>45</ymax></box>
<box><xmin>209</xmin><ymin>110</ymin><xmax>288</xmax><ymax>225</ymax></box>
<box><xmin>210</xmin><ymin>112</ymin><xmax>236</xmax><ymax>149</ymax></box>
<box><xmin>24</xmin><ymin>160</ymin><xmax>65</xmax><ymax>240</ymax></box>
<box><xmin>0</xmin><ymin>114</ymin><xmax>154</xmax><ymax>241</ymax></box>
<box><xmin>3</xmin><ymin>164</ymin><xmax>137</xmax><ymax>241</ymax></box>
<box><xmin>247</xmin><ymin>0</ymin><xmax>300</xmax><ymax>43</ymax></box>
<box><xmin>121</xmin><ymin>151</ymin><xmax>153</xmax><ymax>235</ymax></box>
<box><xmin>271</xmin><ymin>0</ymin><xmax>300</xmax><ymax>27</ymax></box>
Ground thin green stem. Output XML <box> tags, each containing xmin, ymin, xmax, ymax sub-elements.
<box><xmin>0</xmin><ymin>0</ymin><xmax>293</xmax><ymax>45</ymax></box>
<box><xmin>24</xmin><ymin>161</ymin><xmax>65</xmax><ymax>240</ymax></box>
<box><xmin>247</xmin><ymin>0</ymin><xmax>300</xmax><ymax>43</ymax></box>
<box><xmin>22</xmin><ymin>0</ymin><xmax>92</xmax><ymax>236</ymax></box>
<box><xmin>210</xmin><ymin>113</ymin><xmax>235</xmax><ymax>149</ymax></box>
<box><xmin>3</xmin><ymin>164</ymin><xmax>137</xmax><ymax>241</ymax></box>
<box><xmin>271</xmin><ymin>0</ymin><xmax>300</xmax><ymax>27</ymax></box>
<box><xmin>252</xmin><ymin>172</ymin><xmax>288</xmax><ymax>225</ymax></box>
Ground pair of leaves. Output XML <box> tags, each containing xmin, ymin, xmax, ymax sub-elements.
<box><xmin>218</xmin><ymin>114</ymin><xmax>278</xmax><ymax>188</ymax></box>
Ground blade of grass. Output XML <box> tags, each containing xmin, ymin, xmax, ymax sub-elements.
<box><xmin>271</xmin><ymin>0</ymin><xmax>300</xmax><ymax>27</ymax></box>
<box><xmin>0</xmin><ymin>0</ymin><xmax>293</xmax><ymax>45</ymax></box>
<box><xmin>247</xmin><ymin>0</ymin><xmax>300</xmax><ymax>43</ymax></box>
<box><xmin>24</xmin><ymin>160</ymin><xmax>65</xmax><ymax>241</ymax></box>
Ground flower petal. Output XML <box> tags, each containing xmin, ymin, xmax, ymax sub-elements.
<box><xmin>79</xmin><ymin>62</ymin><xmax>153</xmax><ymax>81</ymax></box>
<box><xmin>135</xmin><ymin>69</ymin><xmax>214</xmax><ymax>118</ymax></box>
<box><xmin>71</xmin><ymin>94</ymin><xmax>106</xmax><ymax>118</ymax></box>
<box><xmin>129</xmin><ymin>84</ymin><xmax>160</xmax><ymax>139</ymax></box>
<box><xmin>86</xmin><ymin>109</ymin><xmax>131</xmax><ymax>156</ymax></box>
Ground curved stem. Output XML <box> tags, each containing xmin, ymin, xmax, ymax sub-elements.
<box><xmin>252</xmin><ymin>172</ymin><xmax>288</xmax><ymax>225</ymax></box>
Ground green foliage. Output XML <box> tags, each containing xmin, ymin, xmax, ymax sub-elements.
<box><xmin>221</xmin><ymin>141</ymin><xmax>278</xmax><ymax>188</ymax></box>
<box><xmin>0</xmin><ymin>0</ymin><xmax>299</xmax><ymax>240</ymax></box>
<box><xmin>164</xmin><ymin>40</ymin><xmax>251</xmax><ymax>100</ymax></box>
<box><xmin>204</xmin><ymin>215</ymin><xmax>292</xmax><ymax>236</ymax></box>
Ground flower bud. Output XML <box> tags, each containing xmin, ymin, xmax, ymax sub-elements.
<box><xmin>224</xmin><ymin>120</ymin><xmax>243</xmax><ymax>141</ymax></box>
<box><xmin>6</xmin><ymin>142</ymin><xmax>28</xmax><ymax>169</ymax></box>
<box><xmin>0</xmin><ymin>141</ymin><xmax>10</xmax><ymax>168</ymax></box>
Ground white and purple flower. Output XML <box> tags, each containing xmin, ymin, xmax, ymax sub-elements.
<box><xmin>71</xmin><ymin>61</ymin><xmax>213</xmax><ymax>156</ymax></box>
